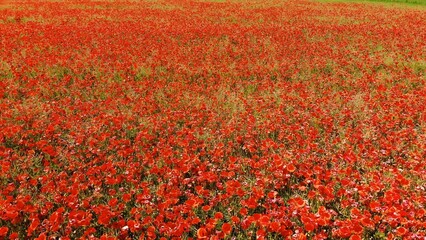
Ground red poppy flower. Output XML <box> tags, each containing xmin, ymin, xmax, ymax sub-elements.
<box><xmin>28</xmin><ymin>218</ymin><xmax>40</xmax><ymax>236</ymax></box>
<box><xmin>123</xmin><ymin>193</ymin><xmax>132</xmax><ymax>202</ymax></box>
<box><xmin>202</xmin><ymin>205</ymin><xmax>211</xmax><ymax>212</ymax></box>
<box><xmin>98</xmin><ymin>213</ymin><xmax>110</xmax><ymax>226</ymax></box>
<box><xmin>257</xmin><ymin>228</ymin><xmax>266</xmax><ymax>237</ymax></box>
<box><xmin>35</xmin><ymin>232</ymin><xmax>47</xmax><ymax>240</ymax></box>
<box><xmin>240</xmin><ymin>208</ymin><xmax>248</xmax><ymax>216</ymax></box>
<box><xmin>231</xmin><ymin>216</ymin><xmax>240</xmax><ymax>224</ymax></box>
<box><xmin>287</xmin><ymin>164</ymin><xmax>296</xmax><ymax>173</ymax></box>
<box><xmin>214</xmin><ymin>212</ymin><xmax>224</xmax><ymax>220</ymax></box>
<box><xmin>197</xmin><ymin>228</ymin><xmax>208</xmax><ymax>239</ymax></box>
<box><xmin>293</xmin><ymin>197</ymin><xmax>305</xmax><ymax>208</ymax></box>
<box><xmin>147</xmin><ymin>226</ymin><xmax>156</xmax><ymax>238</ymax></box>
<box><xmin>339</xmin><ymin>226</ymin><xmax>352</xmax><ymax>238</ymax></box>
<box><xmin>127</xmin><ymin>220</ymin><xmax>141</xmax><ymax>233</ymax></box>
<box><xmin>222</xmin><ymin>223</ymin><xmax>232</xmax><ymax>235</ymax></box>
<box><xmin>259</xmin><ymin>215</ymin><xmax>270</xmax><ymax>227</ymax></box>
<box><xmin>9</xmin><ymin>232</ymin><xmax>19</xmax><ymax>239</ymax></box>
<box><xmin>0</xmin><ymin>227</ymin><xmax>8</xmax><ymax>237</ymax></box>
<box><xmin>270</xmin><ymin>222</ymin><xmax>280</xmax><ymax>232</ymax></box>
<box><xmin>396</xmin><ymin>227</ymin><xmax>407</xmax><ymax>236</ymax></box>
<box><xmin>305</xmin><ymin>222</ymin><xmax>315</xmax><ymax>232</ymax></box>
<box><xmin>192</xmin><ymin>217</ymin><xmax>201</xmax><ymax>224</ymax></box>
<box><xmin>349</xmin><ymin>235</ymin><xmax>362</xmax><ymax>240</ymax></box>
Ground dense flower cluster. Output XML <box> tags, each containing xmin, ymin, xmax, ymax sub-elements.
<box><xmin>1</xmin><ymin>0</ymin><xmax>425</xmax><ymax>239</ymax></box>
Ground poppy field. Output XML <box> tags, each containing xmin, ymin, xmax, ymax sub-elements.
<box><xmin>1</xmin><ymin>0</ymin><xmax>426</xmax><ymax>239</ymax></box>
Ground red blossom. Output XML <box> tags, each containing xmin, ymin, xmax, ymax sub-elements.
<box><xmin>0</xmin><ymin>227</ymin><xmax>8</xmax><ymax>237</ymax></box>
<box><xmin>222</xmin><ymin>223</ymin><xmax>232</xmax><ymax>235</ymax></box>
<box><xmin>197</xmin><ymin>228</ymin><xmax>208</xmax><ymax>239</ymax></box>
